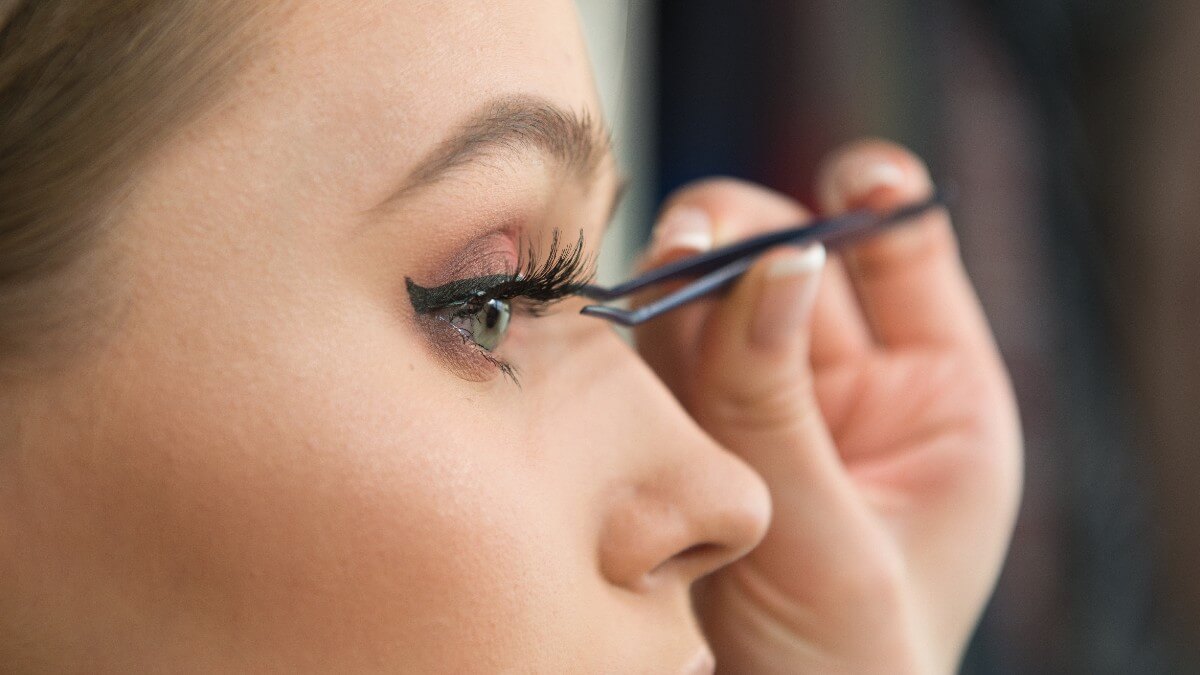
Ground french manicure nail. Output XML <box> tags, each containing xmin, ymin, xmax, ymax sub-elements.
<box><xmin>648</xmin><ymin>206</ymin><xmax>713</xmax><ymax>261</ymax></box>
<box><xmin>843</xmin><ymin>160</ymin><xmax>906</xmax><ymax>202</ymax></box>
<box><xmin>751</xmin><ymin>244</ymin><xmax>826</xmax><ymax>350</ymax></box>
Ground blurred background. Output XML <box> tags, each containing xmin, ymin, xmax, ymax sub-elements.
<box><xmin>578</xmin><ymin>1</ymin><xmax>1199</xmax><ymax>673</ymax></box>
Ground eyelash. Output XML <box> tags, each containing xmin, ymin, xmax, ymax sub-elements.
<box><xmin>405</xmin><ymin>230</ymin><xmax>593</xmax><ymax>380</ymax></box>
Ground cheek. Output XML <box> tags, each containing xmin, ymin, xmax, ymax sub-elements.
<box><xmin>27</xmin><ymin>320</ymin><xmax>589</xmax><ymax>665</ymax></box>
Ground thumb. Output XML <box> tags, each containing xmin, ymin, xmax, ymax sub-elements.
<box><xmin>692</xmin><ymin>242</ymin><xmax>885</xmax><ymax>599</ymax></box>
<box><xmin>692</xmin><ymin>242</ymin><xmax>830</xmax><ymax>464</ymax></box>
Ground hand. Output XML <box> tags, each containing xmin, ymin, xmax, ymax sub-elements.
<box><xmin>635</xmin><ymin>140</ymin><xmax>1023</xmax><ymax>674</ymax></box>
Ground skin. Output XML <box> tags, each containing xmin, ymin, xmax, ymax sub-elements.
<box><xmin>0</xmin><ymin>1</ymin><xmax>1021</xmax><ymax>673</ymax></box>
<box><xmin>637</xmin><ymin>154</ymin><xmax>1022</xmax><ymax>672</ymax></box>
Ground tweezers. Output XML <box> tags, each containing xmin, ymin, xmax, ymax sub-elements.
<box><xmin>578</xmin><ymin>189</ymin><xmax>949</xmax><ymax>326</ymax></box>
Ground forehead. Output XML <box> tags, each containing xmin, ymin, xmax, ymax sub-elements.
<box><xmin>246</xmin><ymin>1</ymin><xmax>602</xmax><ymax>170</ymax></box>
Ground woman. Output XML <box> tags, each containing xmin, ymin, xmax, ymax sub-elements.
<box><xmin>0</xmin><ymin>1</ymin><xmax>1022</xmax><ymax>672</ymax></box>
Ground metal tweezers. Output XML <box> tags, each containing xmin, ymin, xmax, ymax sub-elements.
<box><xmin>578</xmin><ymin>189</ymin><xmax>949</xmax><ymax>326</ymax></box>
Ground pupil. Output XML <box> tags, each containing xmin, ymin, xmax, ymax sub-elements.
<box><xmin>484</xmin><ymin>302</ymin><xmax>499</xmax><ymax>328</ymax></box>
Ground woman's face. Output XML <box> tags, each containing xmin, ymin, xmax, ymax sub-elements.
<box><xmin>2</xmin><ymin>2</ymin><xmax>770</xmax><ymax>671</ymax></box>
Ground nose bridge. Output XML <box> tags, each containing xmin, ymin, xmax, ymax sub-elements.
<box><xmin>558</xmin><ymin>329</ymin><xmax>771</xmax><ymax>590</ymax></box>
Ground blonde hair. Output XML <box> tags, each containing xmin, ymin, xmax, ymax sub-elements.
<box><xmin>0</xmin><ymin>1</ymin><xmax>265</xmax><ymax>373</ymax></box>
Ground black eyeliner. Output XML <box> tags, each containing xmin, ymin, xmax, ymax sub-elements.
<box><xmin>406</xmin><ymin>275</ymin><xmax>511</xmax><ymax>314</ymax></box>
<box><xmin>405</xmin><ymin>230</ymin><xmax>593</xmax><ymax>316</ymax></box>
<box><xmin>404</xmin><ymin>230</ymin><xmax>593</xmax><ymax>385</ymax></box>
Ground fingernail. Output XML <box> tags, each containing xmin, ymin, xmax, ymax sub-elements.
<box><xmin>841</xmin><ymin>159</ymin><xmax>906</xmax><ymax>204</ymax></box>
<box><xmin>751</xmin><ymin>244</ymin><xmax>826</xmax><ymax>350</ymax></box>
<box><xmin>648</xmin><ymin>206</ymin><xmax>713</xmax><ymax>261</ymax></box>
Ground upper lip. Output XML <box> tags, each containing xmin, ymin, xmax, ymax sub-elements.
<box><xmin>681</xmin><ymin>645</ymin><xmax>715</xmax><ymax>675</ymax></box>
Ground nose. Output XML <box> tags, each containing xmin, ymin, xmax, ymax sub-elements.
<box><xmin>572</xmin><ymin>334</ymin><xmax>772</xmax><ymax>592</ymax></box>
<box><xmin>597</xmin><ymin>446</ymin><xmax>772</xmax><ymax>591</ymax></box>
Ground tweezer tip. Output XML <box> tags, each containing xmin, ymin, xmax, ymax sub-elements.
<box><xmin>579</xmin><ymin>304</ymin><xmax>637</xmax><ymax>326</ymax></box>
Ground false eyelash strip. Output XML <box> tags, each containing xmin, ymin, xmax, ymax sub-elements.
<box><xmin>406</xmin><ymin>229</ymin><xmax>593</xmax><ymax>315</ymax></box>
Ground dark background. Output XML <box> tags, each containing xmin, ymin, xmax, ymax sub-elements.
<box><xmin>651</xmin><ymin>1</ymin><xmax>1199</xmax><ymax>672</ymax></box>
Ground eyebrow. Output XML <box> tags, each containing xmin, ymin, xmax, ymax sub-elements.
<box><xmin>382</xmin><ymin>94</ymin><xmax>614</xmax><ymax>202</ymax></box>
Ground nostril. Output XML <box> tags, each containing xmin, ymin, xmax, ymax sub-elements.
<box><xmin>676</xmin><ymin>542</ymin><xmax>724</xmax><ymax>562</ymax></box>
<box><xmin>597</xmin><ymin>422</ymin><xmax>773</xmax><ymax>592</ymax></box>
<box><xmin>650</xmin><ymin>542</ymin><xmax>732</xmax><ymax>581</ymax></box>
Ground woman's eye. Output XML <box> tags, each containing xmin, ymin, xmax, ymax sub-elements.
<box><xmin>442</xmin><ymin>298</ymin><xmax>512</xmax><ymax>352</ymax></box>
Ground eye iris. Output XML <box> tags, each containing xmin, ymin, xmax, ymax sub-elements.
<box><xmin>449</xmin><ymin>298</ymin><xmax>511</xmax><ymax>352</ymax></box>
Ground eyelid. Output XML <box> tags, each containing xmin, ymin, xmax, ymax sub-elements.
<box><xmin>406</xmin><ymin>229</ymin><xmax>592</xmax><ymax>314</ymax></box>
<box><xmin>405</xmin><ymin>229</ymin><xmax>592</xmax><ymax>385</ymax></box>
<box><xmin>406</xmin><ymin>275</ymin><xmax>512</xmax><ymax>314</ymax></box>
<box><xmin>417</xmin><ymin>228</ymin><xmax>522</xmax><ymax>287</ymax></box>
<box><xmin>407</xmin><ymin>276</ymin><xmax>571</xmax><ymax>327</ymax></box>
